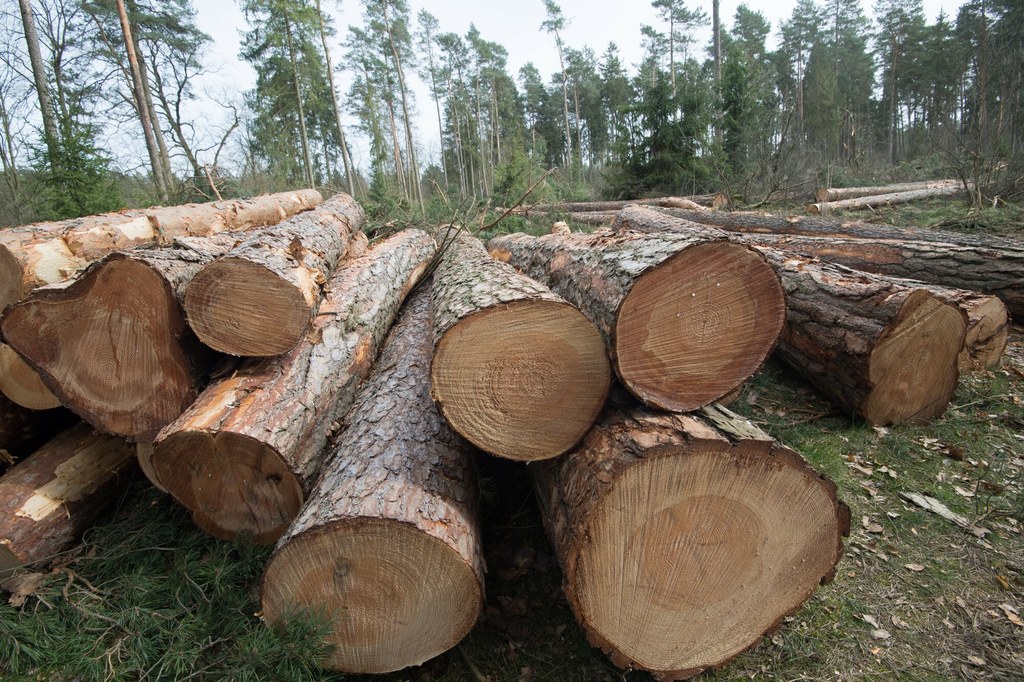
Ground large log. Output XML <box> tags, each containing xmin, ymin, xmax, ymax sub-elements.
<box><xmin>183</xmin><ymin>192</ymin><xmax>365</xmax><ymax>357</ymax></box>
<box><xmin>150</xmin><ymin>230</ymin><xmax>436</xmax><ymax>544</ymax></box>
<box><xmin>806</xmin><ymin>185</ymin><xmax>963</xmax><ymax>214</ymax></box>
<box><xmin>0</xmin><ymin>343</ymin><xmax>60</xmax><ymax>410</ymax></box>
<box><xmin>815</xmin><ymin>179</ymin><xmax>958</xmax><ymax>203</ymax></box>
<box><xmin>533</xmin><ymin>398</ymin><xmax>848</xmax><ymax>680</ymax></box>
<box><xmin>488</xmin><ymin>225</ymin><xmax>786</xmax><ymax>412</ymax></box>
<box><xmin>614</xmin><ymin>206</ymin><xmax>968</xmax><ymax>424</ymax></box>
<box><xmin>1</xmin><ymin>235</ymin><xmax>239</xmax><ymax>439</ymax></box>
<box><xmin>0</xmin><ymin>190</ymin><xmax>322</xmax><ymax>311</ymax></box>
<box><xmin>262</xmin><ymin>287</ymin><xmax>483</xmax><ymax>673</ymax></box>
<box><xmin>0</xmin><ymin>423</ymin><xmax>135</xmax><ymax>579</ymax></box>
<box><xmin>431</xmin><ymin>231</ymin><xmax>610</xmax><ymax>461</ymax></box>
<box><xmin>512</xmin><ymin>195</ymin><xmax>727</xmax><ymax>215</ymax></box>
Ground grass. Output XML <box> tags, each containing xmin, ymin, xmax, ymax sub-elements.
<box><xmin>1</xmin><ymin>203</ymin><xmax>1022</xmax><ymax>681</ymax></box>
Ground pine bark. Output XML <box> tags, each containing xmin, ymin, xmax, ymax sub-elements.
<box><xmin>532</xmin><ymin>398</ymin><xmax>848</xmax><ymax>680</ymax></box>
<box><xmin>184</xmin><ymin>192</ymin><xmax>365</xmax><ymax>357</ymax></box>
<box><xmin>1</xmin><ymin>235</ymin><xmax>240</xmax><ymax>440</ymax></box>
<box><xmin>815</xmin><ymin>179</ymin><xmax>959</xmax><ymax>203</ymax></box>
<box><xmin>614</xmin><ymin>206</ymin><xmax>969</xmax><ymax>424</ymax></box>
<box><xmin>487</xmin><ymin>225</ymin><xmax>785</xmax><ymax>412</ymax></box>
<box><xmin>0</xmin><ymin>190</ymin><xmax>322</xmax><ymax>311</ymax></box>
<box><xmin>262</xmin><ymin>287</ymin><xmax>484</xmax><ymax>673</ymax></box>
<box><xmin>430</xmin><ymin>231</ymin><xmax>610</xmax><ymax>461</ymax></box>
<box><xmin>150</xmin><ymin>230</ymin><xmax>436</xmax><ymax>544</ymax></box>
<box><xmin>0</xmin><ymin>424</ymin><xmax>135</xmax><ymax>579</ymax></box>
<box><xmin>806</xmin><ymin>185</ymin><xmax>963</xmax><ymax>214</ymax></box>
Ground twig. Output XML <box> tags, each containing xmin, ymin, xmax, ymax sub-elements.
<box><xmin>203</xmin><ymin>165</ymin><xmax>223</xmax><ymax>201</ymax></box>
<box><xmin>480</xmin><ymin>168</ymin><xmax>556</xmax><ymax>231</ymax></box>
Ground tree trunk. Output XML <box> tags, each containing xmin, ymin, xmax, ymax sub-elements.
<box><xmin>613</xmin><ymin>206</ymin><xmax>968</xmax><ymax>424</ymax></box>
<box><xmin>184</xmin><ymin>193</ymin><xmax>364</xmax><ymax>357</ymax></box>
<box><xmin>815</xmin><ymin>179</ymin><xmax>958</xmax><ymax>203</ymax></box>
<box><xmin>282</xmin><ymin>8</ymin><xmax>313</xmax><ymax>188</ymax></box>
<box><xmin>261</xmin><ymin>286</ymin><xmax>484</xmax><ymax>673</ymax></box>
<box><xmin>514</xmin><ymin>195</ymin><xmax>724</xmax><ymax>215</ymax></box>
<box><xmin>149</xmin><ymin>230</ymin><xmax>436</xmax><ymax>544</ymax></box>
<box><xmin>532</xmin><ymin>397</ymin><xmax>848</xmax><ymax>680</ymax></box>
<box><xmin>0</xmin><ymin>423</ymin><xmax>135</xmax><ymax>579</ymax></box>
<box><xmin>0</xmin><ymin>344</ymin><xmax>60</xmax><ymax>410</ymax></box>
<box><xmin>1</xmin><ymin>235</ymin><xmax>240</xmax><ymax>440</ymax></box>
<box><xmin>314</xmin><ymin>0</ymin><xmax>356</xmax><ymax>198</ymax></box>
<box><xmin>0</xmin><ymin>189</ymin><xmax>322</xmax><ymax>311</ymax></box>
<box><xmin>17</xmin><ymin>0</ymin><xmax>59</xmax><ymax>164</ymax></box>
<box><xmin>487</xmin><ymin>225</ymin><xmax>785</xmax><ymax>413</ymax></box>
<box><xmin>806</xmin><ymin>185</ymin><xmax>963</xmax><ymax>214</ymax></box>
<box><xmin>115</xmin><ymin>0</ymin><xmax>167</xmax><ymax>202</ymax></box>
<box><xmin>430</xmin><ymin>231</ymin><xmax>609</xmax><ymax>461</ymax></box>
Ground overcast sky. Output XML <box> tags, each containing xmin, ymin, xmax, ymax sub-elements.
<box><xmin>188</xmin><ymin>0</ymin><xmax>969</xmax><ymax>172</ymax></box>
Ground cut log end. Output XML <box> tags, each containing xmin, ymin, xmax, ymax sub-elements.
<box><xmin>615</xmin><ymin>242</ymin><xmax>785</xmax><ymax>412</ymax></box>
<box><xmin>431</xmin><ymin>300</ymin><xmax>610</xmax><ymax>461</ymax></box>
<box><xmin>184</xmin><ymin>258</ymin><xmax>311</xmax><ymax>357</ymax></box>
<box><xmin>962</xmin><ymin>295</ymin><xmax>1009</xmax><ymax>371</ymax></box>
<box><xmin>2</xmin><ymin>257</ymin><xmax>195</xmax><ymax>437</ymax></box>
<box><xmin>865</xmin><ymin>291</ymin><xmax>965</xmax><ymax>425</ymax></box>
<box><xmin>0</xmin><ymin>344</ymin><xmax>61</xmax><ymax>410</ymax></box>
<box><xmin>0</xmin><ymin>248</ymin><xmax>22</xmax><ymax>311</ymax></box>
<box><xmin>151</xmin><ymin>431</ymin><xmax>303</xmax><ymax>544</ymax></box>
<box><xmin>570</xmin><ymin>444</ymin><xmax>843</xmax><ymax>678</ymax></box>
<box><xmin>262</xmin><ymin>518</ymin><xmax>482</xmax><ymax>673</ymax></box>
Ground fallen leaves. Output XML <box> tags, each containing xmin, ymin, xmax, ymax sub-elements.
<box><xmin>1000</xmin><ymin>603</ymin><xmax>1023</xmax><ymax>627</ymax></box>
<box><xmin>2</xmin><ymin>572</ymin><xmax>46</xmax><ymax>608</ymax></box>
<box><xmin>904</xmin><ymin>563</ymin><xmax>925</xmax><ymax>572</ymax></box>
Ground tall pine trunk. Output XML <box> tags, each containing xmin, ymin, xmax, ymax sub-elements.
<box><xmin>314</xmin><ymin>0</ymin><xmax>356</xmax><ymax>197</ymax></box>
<box><xmin>18</xmin><ymin>0</ymin><xmax>58</xmax><ymax>164</ymax></box>
<box><xmin>283</xmin><ymin>8</ymin><xmax>313</xmax><ymax>188</ymax></box>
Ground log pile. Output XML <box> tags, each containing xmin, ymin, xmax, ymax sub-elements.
<box><xmin>21</xmin><ymin>185</ymin><xmax>1022</xmax><ymax>679</ymax></box>
<box><xmin>807</xmin><ymin>180</ymin><xmax>963</xmax><ymax>214</ymax></box>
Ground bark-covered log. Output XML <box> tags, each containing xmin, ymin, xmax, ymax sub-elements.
<box><xmin>533</xmin><ymin>399</ymin><xmax>849</xmax><ymax>680</ymax></box>
<box><xmin>431</xmin><ymin>231</ymin><xmax>610</xmax><ymax>461</ymax></box>
<box><xmin>740</xmin><ymin>233</ymin><xmax>1024</xmax><ymax>320</ymax></box>
<box><xmin>815</xmin><ymin>179</ymin><xmax>958</xmax><ymax>203</ymax></box>
<box><xmin>806</xmin><ymin>185</ymin><xmax>963</xmax><ymax>214</ymax></box>
<box><xmin>0</xmin><ymin>190</ymin><xmax>322</xmax><ymax>311</ymax></box>
<box><xmin>1</xmin><ymin>235</ymin><xmax>239</xmax><ymax>439</ymax></box>
<box><xmin>613</xmin><ymin>206</ymin><xmax>968</xmax><ymax>424</ymax></box>
<box><xmin>0</xmin><ymin>423</ymin><xmax>135</xmax><ymax>579</ymax></box>
<box><xmin>567</xmin><ymin>211</ymin><xmax>618</xmax><ymax>227</ymax></box>
<box><xmin>0</xmin><ymin>343</ymin><xmax>60</xmax><ymax>410</ymax></box>
<box><xmin>514</xmin><ymin>195</ymin><xmax>724</xmax><ymax>214</ymax></box>
<box><xmin>183</xmin><ymin>192</ymin><xmax>365</xmax><ymax>357</ymax></box>
<box><xmin>262</xmin><ymin>287</ymin><xmax>483</xmax><ymax>673</ymax></box>
<box><xmin>488</xmin><ymin>223</ymin><xmax>786</xmax><ymax>412</ymax></box>
<box><xmin>150</xmin><ymin>230</ymin><xmax>436</xmax><ymax>544</ymax></box>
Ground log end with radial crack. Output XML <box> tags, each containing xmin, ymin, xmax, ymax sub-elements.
<box><xmin>533</xmin><ymin>402</ymin><xmax>848</xmax><ymax>679</ymax></box>
<box><xmin>0</xmin><ymin>254</ymin><xmax>203</xmax><ymax>439</ymax></box>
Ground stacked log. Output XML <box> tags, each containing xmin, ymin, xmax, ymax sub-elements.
<box><xmin>806</xmin><ymin>184</ymin><xmax>963</xmax><ymax>214</ymax></box>
<box><xmin>150</xmin><ymin>230</ymin><xmax>436</xmax><ymax>544</ymax></box>
<box><xmin>430</xmin><ymin>231</ymin><xmax>610</xmax><ymax>461</ymax></box>
<box><xmin>0</xmin><ymin>189</ymin><xmax>322</xmax><ymax>311</ymax></box>
<box><xmin>1</xmin><ymin>235</ymin><xmax>239</xmax><ymax>439</ymax></box>
<box><xmin>815</xmin><ymin>179</ymin><xmax>959</xmax><ymax>203</ymax></box>
<box><xmin>509</xmin><ymin>194</ymin><xmax>728</xmax><ymax>216</ymax></box>
<box><xmin>0</xmin><ymin>423</ymin><xmax>135</xmax><ymax>579</ymax></box>
<box><xmin>533</xmin><ymin>398</ymin><xmax>848</xmax><ymax>679</ymax></box>
<box><xmin>488</xmin><ymin>226</ymin><xmax>786</xmax><ymax>412</ymax></box>
<box><xmin>262</xmin><ymin>287</ymin><xmax>484</xmax><ymax>673</ymax></box>
<box><xmin>614</xmin><ymin>206</ymin><xmax>968</xmax><ymax>424</ymax></box>
<box><xmin>183</xmin><ymin>192</ymin><xmax>365</xmax><ymax>356</ymax></box>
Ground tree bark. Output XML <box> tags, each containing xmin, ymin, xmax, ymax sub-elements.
<box><xmin>0</xmin><ymin>423</ymin><xmax>135</xmax><ymax>579</ymax></box>
<box><xmin>261</xmin><ymin>286</ymin><xmax>484</xmax><ymax>673</ymax></box>
<box><xmin>115</xmin><ymin>0</ymin><xmax>167</xmax><ymax>202</ymax></box>
<box><xmin>532</xmin><ymin>397</ymin><xmax>848</xmax><ymax>680</ymax></box>
<box><xmin>314</xmin><ymin>0</ymin><xmax>356</xmax><ymax>197</ymax></box>
<box><xmin>0</xmin><ymin>189</ymin><xmax>322</xmax><ymax>310</ymax></box>
<box><xmin>17</xmin><ymin>0</ymin><xmax>59</xmax><ymax>163</ymax></box>
<box><xmin>430</xmin><ymin>231</ymin><xmax>610</xmax><ymax>461</ymax></box>
<box><xmin>815</xmin><ymin>179</ymin><xmax>959</xmax><ymax>203</ymax></box>
<box><xmin>487</xmin><ymin>225</ymin><xmax>785</xmax><ymax>412</ymax></box>
<box><xmin>150</xmin><ymin>230</ymin><xmax>436</xmax><ymax>544</ymax></box>
<box><xmin>282</xmin><ymin>7</ymin><xmax>313</xmax><ymax>188</ymax></box>
<box><xmin>0</xmin><ymin>343</ymin><xmax>60</xmax><ymax>410</ymax></box>
<box><xmin>184</xmin><ymin>192</ymin><xmax>364</xmax><ymax>357</ymax></box>
<box><xmin>1</xmin><ymin>235</ymin><xmax>239</xmax><ymax>440</ymax></box>
<box><xmin>613</xmin><ymin>206</ymin><xmax>969</xmax><ymax>424</ymax></box>
<box><xmin>806</xmin><ymin>185</ymin><xmax>963</xmax><ymax>214</ymax></box>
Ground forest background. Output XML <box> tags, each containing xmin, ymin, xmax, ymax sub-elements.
<box><xmin>1</xmin><ymin>0</ymin><xmax>1022</xmax><ymax>226</ymax></box>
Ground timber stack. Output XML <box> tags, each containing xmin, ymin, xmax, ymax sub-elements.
<box><xmin>0</xmin><ymin>188</ymin><xmax>920</xmax><ymax>680</ymax></box>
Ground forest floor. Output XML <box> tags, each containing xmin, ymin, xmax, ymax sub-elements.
<box><xmin>0</xmin><ymin>199</ymin><xmax>1022</xmax><ymax>681</ymax></box>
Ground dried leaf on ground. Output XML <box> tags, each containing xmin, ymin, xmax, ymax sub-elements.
<box><xmin>2</xmin><ymin>572</ymin><xmax>47</xmax><ymax>607</ymax></box>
